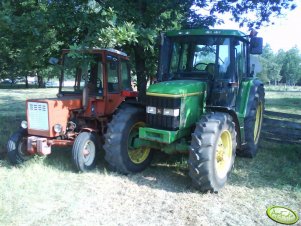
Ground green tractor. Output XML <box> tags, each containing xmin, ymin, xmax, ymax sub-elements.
<box><xmin>103</xmin><ymin>29</ymin><xmax>265</xmax><ymax>192</ymax></box>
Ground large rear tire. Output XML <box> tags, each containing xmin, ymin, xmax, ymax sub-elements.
<box><xmin>7</xmin><ymin>129</ymin><xmax>32</xmax><ymax>165</ymax></box>
<box><xmin>189</xmin><ymin>113</ymin><xmax>237</xmax><ymax>192</ymax></box>
<box><xmin>103</xmin><ymin>107</ymin><xmax>153</xmax><ymax>174</ymax></box>
<box><xmin>72</xmin><ymin>132</ymin><xmax>98</xmax><ymax>172</ymax></box>
<box><xmin>241</xmin><ymin>84</ymin><xmax>265</xmax><ymax>157</ymax></box>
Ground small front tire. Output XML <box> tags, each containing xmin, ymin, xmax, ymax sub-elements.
<box><xmin>7</xmin><ymin>129</ymin><xmax>32</xmax><ymax>165</ymax></box>
<box><xmin>72</xmin><ymin>132</ymin><xmax>98</xmax><ymax>172</ymax></box>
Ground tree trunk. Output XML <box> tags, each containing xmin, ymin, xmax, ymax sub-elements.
<box><xmin>37</xmin><ymin>72</ymin><xmax>44</xmax><ymax>88</ymax></box>
<box><xmin>25</xmin><ymin>75</ymin><xmax>28</xmax><ymax>88</ymax></box>
<box><xmin>133</xmin><ymin>45</ymin><xmax>147</xmax><ymax>103</ymax></box>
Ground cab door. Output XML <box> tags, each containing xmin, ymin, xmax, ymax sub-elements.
<box><xmin>104</xmin><ymin>54</ymin><xmax>124</xmax><ymax>115</ymax></box>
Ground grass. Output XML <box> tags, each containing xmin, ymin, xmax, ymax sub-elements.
<box><xmin>265</xmin><ymin>84</ymin><xmax>301</xmax><ymax>92</ymax></box>
<box><xmin>265</xmin><ymin>91</ymin><xmax>301</xmax><ymax>115</ymax></box>
<box><xmin>0</xmin><ymin>87</ymin><xmax>300</xmax><ymax>226</ymax></box>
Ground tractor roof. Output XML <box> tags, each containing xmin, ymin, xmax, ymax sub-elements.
<box><xmin>62</xmin><ymin>48</ymin><xmax>127</xmax><ymax>57</ymax></box>
<box><xmin>166</xmin><ymin>29</ymin><xmax>247</xmax><ymax>40</ymax></box>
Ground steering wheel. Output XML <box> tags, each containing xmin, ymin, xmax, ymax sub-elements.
<box><xmin>193</xmin><ymin>62</ymin><xmax>208</xmax><ymax>71</ymax></box>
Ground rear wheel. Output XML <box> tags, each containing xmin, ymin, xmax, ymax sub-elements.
<box><xmin>103</xmin><ymin>107</ymin><xmax>153</xmax><ymax>174</ymax></box>
<box><xmin>7</xmin><ymin>129</ymin><xmax>32</xmax><ymax>164</ymax></box>
<box><xmin>189</xmin><ymin>113</ymin><xmax>237</xmax><ymax>192</ymax></box>
<box><xmin>72</xmin><ymin>132</ymin><xmax>98</xmax><ymax>172</ymax></box>
<box><xmin>241</xmin><ymin>84</ymin><xmax>265</xmax><ymax>157</ymax></box>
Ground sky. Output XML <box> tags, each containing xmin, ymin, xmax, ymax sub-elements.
<box><xmin>210</xmin><ymin>3</ymin><xmax>301</xmax><ymax>52</ymax></box>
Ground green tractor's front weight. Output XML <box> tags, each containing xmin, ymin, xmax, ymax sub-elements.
<box><xmin>103</xmin><ymin>29</ymin><xmax>265</xmax><ymax>192</ymax></box>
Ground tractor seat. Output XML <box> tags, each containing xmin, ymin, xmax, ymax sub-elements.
<box><xmin>205</xmin><ymin>63</ymin><xmax>215</xmax><ymax>75</ymax></box>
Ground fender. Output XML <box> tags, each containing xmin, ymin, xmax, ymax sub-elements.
<box><xmin>119</xmin><ymin>98</ymin><xmax>145</xmax><ymax>109</ymax></box>
<box><xmin>206</xmin><ymin>106</ymin><xmax>242</xmax><ymax>149</ymax></box>
<box><xmin>80</xmin><ymin>128</ymin><xmax>97</xmax><ymax>133</ymax></box>
<box><xmin>246</xmin><ymin>79</ymin><xmax>264</xmax><ymax>117</ymax></box>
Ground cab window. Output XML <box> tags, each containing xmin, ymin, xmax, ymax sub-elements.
<box><xmin>106</xmin><ymin>55</ymin><xmax>119</xmax><ymax>93</ymax></box>
<box><xmin>121</xmin><ymin>60</ymin><xmax>131</xmax><ymax>90</ymax></box>
<box><xmin>235</xmin><ymin>40</ymin><xmax>247</xmax><ymax>79</ymax></box>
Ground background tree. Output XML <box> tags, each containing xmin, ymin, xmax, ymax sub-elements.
<box><xmin>0</xmin><ymin>0</ymin><xmax>136</xmax><ymax>86</ymax></box>
<box><xmin>279</xmin><ymin>46</ymin><xmax>301</xmax><ymax>86</ymax></box>
<box><xmin>0</xmin><ymin>1</ymin><xmax>61</xmax><ymax>87</ymax></box>
<box><xmin>257</xmin><ymin>44</ymin><xmax>281</xmax><ymax>85</ymax></box>
<box><xmin>0</xmin><ymin>0</ymin><xmax>298</xmax><ymax>91</ymax></box>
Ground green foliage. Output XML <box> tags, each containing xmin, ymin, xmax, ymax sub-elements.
<box><xmin>258</xmin><ymin>45</ymin><xmax>301</xmax><ymax>86</ymax></box>
<box><xmin>0</xmin><ymin>0</ymin><xmax>137</xmax><ymax>85</ymax></box>
<box><xmin>279</xmin><ymin>46</ymin><xmax>301</xmax><ymax>85</ymax></box>
<box><xmin>257</xmin><ymin>45</ymin><xmax>281</xmax><ymax>84</ymax></box>
<box><xmin>0</xmin><ymin>1</ymin><xmax>62</xmax><ymax>85</ymax></box>
<box><xmin>0</xmin><ymin>0</ymin><xmax>298</xmax><ymax>90</ymax></box>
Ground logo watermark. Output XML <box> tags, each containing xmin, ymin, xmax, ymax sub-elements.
<box><xmin>267</xmin><ymin>206</ymin><xmax>299</xmax><ymax>225</ymax></box>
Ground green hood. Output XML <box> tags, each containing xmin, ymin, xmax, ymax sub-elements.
<box><xmin>147</xmin><ymin>80</ymin><xmax>206</xmax><ymax>97</ymax></box>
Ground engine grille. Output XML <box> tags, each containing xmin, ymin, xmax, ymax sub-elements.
<box><xmin>27</xmin><ymin>102</ymin><xmax>49</xmax><ymax>131</ymax></box>
<box><xmin>145</xmin><ymin>95</ymin><xmax>181</xmax><ymax>130</ymax></box>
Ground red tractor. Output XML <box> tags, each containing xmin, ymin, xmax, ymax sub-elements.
<box><xmin>7</xmin><ymin>48</ymin><xmax>140</xmax><ymax>171</ymax></box>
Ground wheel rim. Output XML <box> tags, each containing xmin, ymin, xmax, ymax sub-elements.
<box><xmin>215</xmin><ymin>130</ymin><xmax>232</xmax><ymax>179</ymax></box>
<box><xmin>128</xmin><ymin>122</ymin><xmax>150</xmax><ymax>164</ymax></box>
<box><xmin>82</xmin><ymin>140</ymin><xmax>95</xmax><ymax>165</ymax></box>
<box><xmin>18</xmin><ymin>138</ymin><xmax>31</xmax><ymax>160</ymax></box>
<box><xmin>254</xmin><ymin>102</ymin><xmax>263</xmax><ymax>144</ymax></box>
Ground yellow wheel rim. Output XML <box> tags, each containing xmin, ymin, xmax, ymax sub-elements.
<box><xmin>254</xmin><ymin>102</ymin><xmax>263</xmax><ymax>144</ymax></box>
<box><xmin>215</xmin><ymin>130</ymin><xmax>232</xmax><ymax>179</ymax></box>
<box><xmin>128</xmin><ymin>122</ymin><xmax>151</xmax><ymax>164</ymax></box>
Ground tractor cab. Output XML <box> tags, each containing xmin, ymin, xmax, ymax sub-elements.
<box><xmin>58</xmin><ymin>48</ymin><xmax>136</xmax><ymax>116</ymax></box>
<box><xmin>158</xmin><ymin>30</ymin><xmax>262</xmax><ymax>108</ymax></box>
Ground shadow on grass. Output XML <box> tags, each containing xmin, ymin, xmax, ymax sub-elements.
<box><xmin>0</xmin><ymin>84</ymin><xmax>39</xmax><ymax>89</ymax></box>
<box><xmin>229</xmin><ymin>141</ymin><xmax>301</xmax><ymax>190</ymax></box>
<box><xmin>265</xmin><ymin>97</ymin><xmax>301</xmax><ymax>110</ymax></box>
<box><xmin>125</xmin><ymin>152</ymin><xmax>193</xmax><ymax>193</ymax></box>
<box><xmin>1</xmin><ymin>140</ymin><xmax>300</xmax><ymax>194</ymax></box>
<box><xmin>120</xmin><ymin>141</ymin><xmax>301</xmax><ymax>194</ymax></box>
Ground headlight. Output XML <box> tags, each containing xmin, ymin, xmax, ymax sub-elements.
<box><xmin>163</xmin><ymin>108</ymin><xmax>180</xmax><ymax>117</ymax></box>
<box><xmin>53</xmin><ymin>124</ymin><xmax>63</xmax><ymax>133</ymax></box>
<box><xmin>21</xmin><ymin>120</ymin><xmax>28</xmax><ymax>129</ymax></box>
<box><xmin>146</xmin><ymin>106</ymin><xmax>156</xmax><ymax>114</ymax></box>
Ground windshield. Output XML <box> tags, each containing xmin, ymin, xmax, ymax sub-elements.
<box><xmin>61</xmin><ymin>54</ymin><xmax>102</xmax><ymax>93</ymax></box>
<box><xmin>168</xmin><ymin>37</ymin><xmax>230</xmax><ymax>79</ymax></box>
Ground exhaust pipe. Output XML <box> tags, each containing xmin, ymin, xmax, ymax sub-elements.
<box><xmin>82</xmin><ymin>86</ymin><xmax>89</xmax><ymax>111</ymax></box>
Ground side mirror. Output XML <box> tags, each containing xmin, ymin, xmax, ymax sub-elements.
<box><xmin>250</xmin><ymin>37</ymin><xmax>263</xmax><ymax>55</ymax></box>
<box><xmin>49</xmin><ymin>57</ymin><xmax>59</xmax><ymax>65</ymax></box>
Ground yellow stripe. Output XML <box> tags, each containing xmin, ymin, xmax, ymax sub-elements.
<box><xmin>146</xmin><ymin>92</ymin><xmax>202</xmax><ymax>98</ymax></box>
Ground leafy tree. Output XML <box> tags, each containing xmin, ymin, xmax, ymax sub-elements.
<box><xmin>0</xmin><ymin>0</ymin><xmax>136</xmax><ymax>86</ymax></box>
<box><xmin>0</xmin><ymin>1</ymin><xmax>61</xmax><ymax>86</ymax></box>
<box><xmin>279</xmin><ymin>46</ymin><xmax>301</xmax><ymax>86</ymax></box>
<box><xmin>0</xmin><ymin>0</ymin><xmax>297</xmax><ymax>91</ymax></box>
<box><xmin>258</xmin><ymin>44</ymin><xmax>281</xmax><ymax>85</ymax></box>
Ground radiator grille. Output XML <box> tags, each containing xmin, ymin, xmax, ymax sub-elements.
<box><xmin>145</xmin><ymin>96</ymin><xmax>181</xmax><ymax>130</ymax></box>
<box><xmin>27</xmin><ymin>102</ymin><xmax>49</xmax><ymax>130</ymax></box>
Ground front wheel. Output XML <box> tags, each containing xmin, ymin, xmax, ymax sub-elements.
<box><xmin>103</xmin><ymin>107</ymin><xmax>153</xmax><ymax>174</ymax></box>
<box><xmin>7</xmin><ymin>129</ymin><xmax>33</xmax><ymax>164</ymax></box>
<box><xmin>189</xmin><ymin>113</ymin><xmax>237</xmax><ymax>192</ymax></box>
<box><xmin>72</xmin><ymin>132</ymin><xmax>98</xmax><ymax>172</ymax></box>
